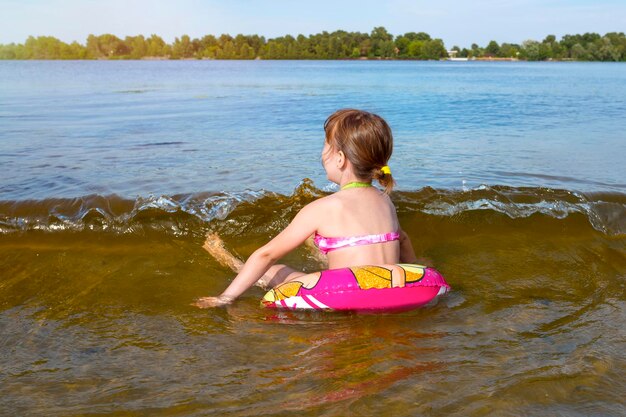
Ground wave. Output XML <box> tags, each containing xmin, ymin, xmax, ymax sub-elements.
<box><xmin>1</xmin><ymin>179</ymin><xmax>624</xmax><ymax>237</ymax></box>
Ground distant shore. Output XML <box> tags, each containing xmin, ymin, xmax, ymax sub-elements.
<box><xmin>1</xmin><ymin>57</ymin><xmax>607</xmax><ymax>62</ymax></box>
<box><xmin>2</xmin><ymin>27</ymin><xmax>624</xmax><ymax>62</ymax></box>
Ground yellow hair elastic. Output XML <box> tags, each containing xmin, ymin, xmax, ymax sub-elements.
<box><xmin>381</xmin><ymin>165</ymin><xmax>391</xmax><ymax>175</ymax></box>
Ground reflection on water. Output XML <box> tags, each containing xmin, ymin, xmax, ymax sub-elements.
<box><xmin>1</xmin><ymin>60</ymin><xmax>625</xmax><ymax>200</ymax></box>
<box><xmin>1</xmin><ymin>185</ymin><xmax>624</xmax><ymax>415</ymax></box>
<box><xmin>1</xmin><ymin>60</ymin><xmax>625</xmax><ymax>415</ymax></box>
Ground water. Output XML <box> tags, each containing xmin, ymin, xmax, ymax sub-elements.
<box><xmin>1</xmin><ymin>60</ymin><xmax>625</xmax><ymax>198</ymax></box>
<box><xmin>0</xmin><ymin>61</ymin><xmax>625</xmax><ymax>416</ymax></box>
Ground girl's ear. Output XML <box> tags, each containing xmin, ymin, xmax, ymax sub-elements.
<box><xmin>337</xmin><ymin>150</ymin><xmax>346</xmax><ymax>168</ymax></box>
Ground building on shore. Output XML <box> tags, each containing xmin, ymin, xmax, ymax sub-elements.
<box><xmin>446</xmin><ymin>49</ymin><xmax>469</xmax><ymax>61</ymax></box>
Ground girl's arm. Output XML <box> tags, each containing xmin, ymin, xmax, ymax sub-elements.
<box><xmin>399</xmin><ymin>228</ymin><xmax>418</xmax><ymax>263</ymax></box>
<box><xmin>196</xmin><ymin>201</ymin><xmax>321</xmax><ymax>307</ymax></box>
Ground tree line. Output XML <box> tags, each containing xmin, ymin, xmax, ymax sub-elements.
<box><xmin>1</xmin><ymin>27</ymin><xmax>624</xmax><ymax>61</ymax></box>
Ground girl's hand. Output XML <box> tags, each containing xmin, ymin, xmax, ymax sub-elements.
<box><xmin>192</xmin><ymin>295</ymin><xmax>234</xmax><ymax>308</ymax></box>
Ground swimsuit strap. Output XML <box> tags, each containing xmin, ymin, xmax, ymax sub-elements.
<box><xmin>314</xmin><ymin>231</ymin><xmax>400</xmax><ymax>254</ymax></box>
<box><xmin>341</xmin><ymin>181</ymin><xmax>372</xmax><ymax>190</ymax></box>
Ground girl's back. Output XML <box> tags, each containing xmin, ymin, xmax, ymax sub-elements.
<box><xmin>315</xmin><ymin>186</ymin><xmax>400</xmax><ymax>268</ymax></box>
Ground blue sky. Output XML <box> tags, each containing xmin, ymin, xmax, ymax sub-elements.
<box><xmin>1</xmin><ymin>0</ymin><xmax>624</xmax><ymax>47</ymax></box>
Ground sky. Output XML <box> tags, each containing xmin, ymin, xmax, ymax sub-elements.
<box><xmin>1</xmin><ymin>0</ymin><xmax>625</xmax><ymax>48</ymax></box>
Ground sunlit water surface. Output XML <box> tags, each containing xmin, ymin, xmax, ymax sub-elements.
<box><xmin>0</xmin><ymin>61</ymin><xmax>625</xmax><ymax>416</ymax></box>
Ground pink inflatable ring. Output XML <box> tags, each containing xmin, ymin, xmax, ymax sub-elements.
<box><xmin>261</xmin><ymin>264</ymin><xmax>450</xmax><ymax>313</ymax></box>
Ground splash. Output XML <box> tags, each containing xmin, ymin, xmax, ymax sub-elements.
<box><xmin>1</xmin><ymin>181</ymin><xmax>624</xmax><ymax>237</ymax></box>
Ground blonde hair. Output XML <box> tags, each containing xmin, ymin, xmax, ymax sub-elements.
<box><xmin>324</xmin><ymin>108</ymin><xmax>395</xmax><ymax>194</ymax></box>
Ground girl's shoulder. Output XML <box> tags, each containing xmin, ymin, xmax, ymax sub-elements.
<box><xmin>306</xmin><ymin>192</ymin><xmax>341</xmax><ymax>211</ymax></box>
<box><xmin>307</xmin><ymin>187</ymin><xmax>393</xmax><ymax>211</ymax></box>
<box><xmin>300</xmin><ymin>193</ymin><xmax>352</xmax><ymax>219</ymax></box>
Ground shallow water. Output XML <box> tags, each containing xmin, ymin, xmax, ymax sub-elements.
<box><xmin>1</xmin><ymin>61</ymin><xmax>625</xmax><ymax>415</ymax></box>
<box><xmin>1</xmin><ymin>185</ymin><xmax>625</xmax><ymax>416</ymax></box>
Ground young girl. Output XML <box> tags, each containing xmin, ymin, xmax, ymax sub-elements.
<box><xmin>194</xmin><ymin>108</ymin><xmax>418</xmax><ymax>308</ymax></box>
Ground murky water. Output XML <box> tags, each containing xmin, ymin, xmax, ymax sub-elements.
<box><xmin>1</xmin><ymin>185</ymin><xmax>624</xmax><ymax>415</ymax></box>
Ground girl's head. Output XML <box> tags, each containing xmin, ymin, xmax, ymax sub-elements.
<box><xmin>323</xmin><ymin>108</ymin><xmax>395</xmax><ymax>194</ymax></box>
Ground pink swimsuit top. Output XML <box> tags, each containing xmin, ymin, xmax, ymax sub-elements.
<box><xmin>313</xmin><ymin>231</ymin><xmax>400</xmax><ymax>255</ymax></box>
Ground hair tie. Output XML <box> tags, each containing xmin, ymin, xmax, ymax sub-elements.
<box><xmin>380</xmin><ymin>165</ymin><xmax>391</xmax><ymax>175</ymax></box>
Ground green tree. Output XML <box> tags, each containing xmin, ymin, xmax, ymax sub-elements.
<box><xmin>6</xmin><ymin>28</ymin><xmax>625</xmax><ymax>62</ymax></box>
<box><xmin>359</xmin><ymin>38</ymin><xmax>372</xmax><ymax>57</ymax></box>
<box><xmin>421</xmin><ymin>39</ymin><xmax>447</xmax><ymax>59</ymax></box>
<box><xmin>370</xmin><ymin>26</ymin><xmax>393</xmax><ymax>57</ymax></box>
<box><xmin>264</xmin><ymin>40</ymin><xmax>287</xmax><ymax>59</ymax></box>
<box><xmin>219</xmin><ymin>40</ymin><xmax>236</xmax><ymax>59</ymax></box>
<box><xmin>125</xmin><ymin>35</ymin><xmax>147</xmax><ymax>59</ymax></box>
<box><xmin>23</xmin><ymin>36</ymin><xmax>69</xmax><ymax>59</ymax></box>
<box><xmin>393</xmin><ymin>32</ymin><xmax>430</xmax><ymax>57</ymax></box>
<box><xmin>594</xmin><ymin>37</ymin><xmax>620</xmax><ymax>61</ymax></box>
<box><xmin>86</xmin><ymin>34</ymin><xmax>128</xmax><ymax>58</ymax></box>
<box><xmin>470</xmin><ymin>43</ymin><xmax>482</xmax><ymax>57</ymax></box>
<box><xmin>0</xmin><ymin>43</ymin><xmax>18</xmax><ymax>59</ymax></box>
<box><xmin>569</xmin><ymin>43</ymin><xmax>587</xmax><ymax>60</ymax></box>
<box><xmin>394</xmin><ymin>35</ymin><xmax>411</xmax><ymax>57</ymax></box>
<box><xmin>603</xmin><ymin>32</ymin><xmax>626</xmax><ymax>61</ymax></box>
<box><xmin>499</xmin><ymin>43</ymin><xmax>521</xmax><ymax>58</ymax></box>
<box><xmin>239</xmin><ymin>43</ymin><xmax>255</xmax><ymax>59</ymax></box>
<box><xmin>485</xmin><ymin>40</ymin><xmax>500</xmax><ymax>56</ymax></box>
<box><xmin>146</xmin><ymin>34</ymin><xmax>167</xmax><ymax>57</ymax></box>
<box><xmin>521</xmin><ymin>40</ymin><xmax>539</xmax><ymax>60</ymax></box>
<box><xmin>407</xmin><ymin>40</ymin><xmax>424</xmax><ymax>57</ymax></box>
<box><xmin>171</xmin><ymin>35</ymin><xmax>194</xmax><ymax>59</ymax></box>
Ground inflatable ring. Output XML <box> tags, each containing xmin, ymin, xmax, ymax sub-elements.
<box><xmin>261</xmin><ymin>264</ymin><xmax>450</xmax><ymax>312</ymax></box>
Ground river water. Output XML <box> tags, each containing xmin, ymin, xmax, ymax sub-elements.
<box><xmin>0</xmin><ymin>60</ymin><xmax>625</xmax><ymax>416</ymax></box>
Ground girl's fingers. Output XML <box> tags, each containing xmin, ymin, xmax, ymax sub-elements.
<box><xmin>192</xmin><ymin>296</ymin><xmax>234</xmax><ymax>308</ymax></box>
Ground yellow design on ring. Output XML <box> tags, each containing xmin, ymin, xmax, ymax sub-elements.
<box><xmin>381</xmin><ymin>165</ymin><xmax>391</xmax><ymax>175</ymax></box>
